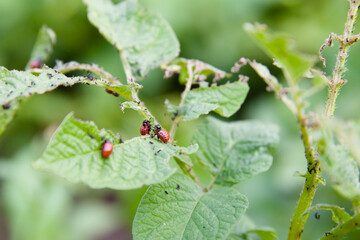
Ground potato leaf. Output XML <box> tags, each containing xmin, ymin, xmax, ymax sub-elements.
<box><xmin>34</xmin><ymin>113</ymin><xmax>196</xmax><ymax>190</ymax></box>
<box><xmin>133</xmin><ymin>173</ymin><xmax>248</xmax><ymax>239</ymax></box>
<box><xmin>192</xmin><ymin>117</ymin><xmax>279</xmax><ymax>185</ymax></box>
<box><xmin>83</xmin><ymin>0</ymin><xmax>180</xmax><ymax>79</ymax></box>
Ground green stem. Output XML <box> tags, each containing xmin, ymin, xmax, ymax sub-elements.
<box><xmin>352</xmin><ymin>199</ymin><xmax>360</xmax><ymax>215</ymax></box>
<box><xmin>119</xmin><ymin>51</ymin><xmax>158</xmax><ymax>123</ymax></box>
<box><xmin>174</xmin><ymin>157</ymin><xmax>205</xmax><ymax>192</ymax></box>
<box><xmin>287</xmin><ymin>83</ymin><xmax>321</xmax><ymax>240</ymax></box>
<box><xmin>320</xmin><ymin>213</ymin><xmax>360</xmax><ymax>240</ymax></box>
<box><xmin>169</xmin><ymin>62</ymin><xmax>194</xmax><ymax>142</ymax></box>
<box><xmin>325</xmin><ymin>0</ymin><xmax>360</xmax><ymax>118</ymax></box>
<box><xmin>54</xmin><ymin>62</ymin><xmax>120</xmax><ymax>84</ymax></box>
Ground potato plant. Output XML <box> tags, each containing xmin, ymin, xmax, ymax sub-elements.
<box><xmin>1</xmin><ymin>0</ymin><xmax>360</xmax><ymax>239</ymax></box>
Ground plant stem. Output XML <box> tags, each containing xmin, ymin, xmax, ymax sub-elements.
<box><xmin>119</xmin><ymin>51</ymin><xmax>158</xmax><ymax>123</ymax></box>
<box><xmin>174</xmin><ymin>157</ymin><xmax>205</xmax><ymax>192</ymax></box>
<box><xmin>325</xmin><ymin>0</ymin><xmax>360</xmax><ymax>118</ymax></box>
<box><xmin>320</xmin><ymin>213</ymin><xmax>360</xmax><ymax>240</ymax></box>
<box><xmin>287</xmin><ymin>84</ymin><xmax>321</xmax><ymax>240</ymax></box>
<box><xmin>169</xmin><ymin>62</ymin><xmax>194</xmax><ymax>142</ymax></box>
<box><xmin>352</xmin><ymin>199</ymin><xmax>360</xmax><ymax>215</ymax></box>
<box><xmin>54</xmin><ymin>61</ymin><xmax>120</xmax><ymax>84</ymax></box>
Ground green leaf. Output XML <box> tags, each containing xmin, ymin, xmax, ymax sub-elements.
<box><xmin>120</xmin><ymin>101</ymin><xmax>142</xmax><ymax>112</ymax></box>
<box><xmin>227</xmin><ymin>234</ymin><xmax>246</xmax><ymax>240</ymax></box>
<box><xmin>164</xmin><ymin>58</ymin><xmax>231</xmax><ymax>84</ymax></box>
<box><xmin>83</xmin><ymin>0</ymin><xmax>180</xmax><ymax>79</ymax></box>
<box><xmin>26</xmin><ymin>25</ymin><xmax>56</xmax><ymax>68</ymax></box>
<box><xmin>244</xmin><ymin>23</ymin><xmax>314</xmax><ymax>81</ymax></box>
<box><xmin>247</xmin><ymin>60</ymin><xmax>282</xmax><ymax>93</ymax></box>
<box><xmin>164</xmin><ymin>99</ymin><xmax>180</xmax><ymax>120</ymax></box>
<box><xmin>0</xmin><ymin>98</ymin><xmax>25</xmax><ymax>136</ymax></box>
<box><xmin>227</xmin><ymin>216</ymin><xmax>279</xmax><ymax>240</ymax></box>
<box><xmin>303</xmin><ymin>204</ymin><xmax>351</xmax><ymax>224</ymax></box>
<box><xmin>246</xmin><ymin>229</ymin><xmax>279</xmax><ymax>240</ymax></box>
<box><xmin>319</xmin><ymin>141</ymin><xmax>360</xmax><ymax>200</ymax></box>
<box><xmin>133</xmin><ymin>173</ymin><xmax>249</xmax><ymax>239</ymax></box>
<box><xmin>173</xmin><ymin>144</ymin><xmax>199</xmax><ymax>167</ymax></box>
<box><xmin>192</xmin><ymin>117</ymin><xmax>279</xmax><ymax>185</ymax></box>
<box><xmin>1</xmin><ymin>26</ymin><xmax>56</xmax><ymax>136</ymax></box>
<box><xmin>181</xmin><ymin>80</ymin><xmax>249</xmax><ymax>121</ymax></box>
<box><xmin>34</xmin><ymin>113</ymin><xmax>195</xmax><ymax>190</ymax></box>
<box><xmin>0</xmin><ymin>66</ymin><xmax>133</xmax><ymax>105</ymax></box>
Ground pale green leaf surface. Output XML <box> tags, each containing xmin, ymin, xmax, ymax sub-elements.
<box><xmin>120</xmin><ymin>101</ymin><xmax>142</xmax><ymax>112</ymax></box>
<box><xmin>246</xmin><ymin>229</ymin><xmax>279</xmax><ymax>240</ymax></box>
<box><xmin>26</xmin><ymin>25</ymin><xmax>56</xmax><ymax>68</ymax></box>
<box><xmin>227</xmin><ymin>216</ymin><xmax>278</xmax><ymax>240</ymax></box>
<box><xmin>164</xmin><ymin>99</ymin><xmax>180</xmax><ymax>120</ymax></box>
<box><xmin>244</xmin><ymin>23</ymin><xmax>314</xmax><ymax>81</ymax></box>
<box><xmin>133</xmin><ymin>173</ymin><xmax>249</xmax><ymax>240</ymax></box>
<box><xmin>0</xmin><ymin>66</ymin><xmax>132</xmax><ymax>105</ymax></box>
<box><xmin>227</xmin><ymin>234</ymin><xmax>246</xmax><ymax>240</ymax></box>
<box><xmin>304</xmin><ymin>204</ymin><xmax>351</xmax><ymax>224</ymax></box>
<box><xmin>193</xmin><ymin>117</ymin><xmax>279</xmax><ymax>185</ymax></box>
<box><xmin>83</xmin><ymin>0</ymin><xmax>179</xmax><ymax>79</ymax></box>
<box><xmin>182</xmin><ymin>80</ymin><xmax>249</xmax><ymax>121</ymax></box>
<box><xmin>0</xmin><ymin>26</ymin><xmax>56</xmax><ymax>136</ymax></box>
<box><xmin>248</xmin><ymin>60</ymin><xmax>282</xmax><ymax>92</ymax></box>
<box><xmin>33</xmin><ymin>113</ymin><xmax>195</xmax><ymax>190</ymax></box>
<box><xmin>0</xmin><ymin>97</ymin><xmax>25</xmax><ymax>136</ymax></box>
<box><xmin>320</xmin><ymin>142</ymin><xmax>360</xmax><ymax>200</ymax></box>
<box><xmin>173</xmin><ymin>144</ymin><xmax>199</xmax><ymax>166</ymax></box>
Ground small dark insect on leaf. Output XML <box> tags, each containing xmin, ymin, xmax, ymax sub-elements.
<box><xmin>315</xmin><ymin>212</ymin><xmax>320</xmax><ymax>220</ymax></box>
<box><xmin>176</xmin><ymin>184</ymin><xmax>180</xmax><ymax>190</ymax></box>
<box><xmin>87</xmin><ymin>131</ymin><xmax>96</xmax><ymax>139</ymax></box>
<box><xmin>87</xmin><ymin>73</ymin><xmax>95</xmax><ymax>80</ymax></box>
<box><xmin>164</xmin><ymin>190</ymin><xmax>168</xmax><ymax>194</ymax></box>
<box><xmin>2</xmin><ymin>103</ymin><xmax>10</xmax><ymax>110</ymax></box>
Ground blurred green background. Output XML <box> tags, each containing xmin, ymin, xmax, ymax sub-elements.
<box><xmin>1</xmin><ymin>0</ymin><xmax>360</xmax><ymax>239</ymax></box>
